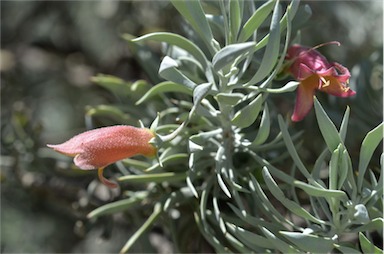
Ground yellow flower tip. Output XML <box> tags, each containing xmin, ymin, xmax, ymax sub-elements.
<box><xmin>98</xmin><ymin>167</ymin><xmax>118</xmax><ymax>189</ymax></box>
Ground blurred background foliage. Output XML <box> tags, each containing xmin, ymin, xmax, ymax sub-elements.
<box><xmin>0</xmin><ymin>1</ymin><xmax>382</xmax><ymax>253</ymax></box>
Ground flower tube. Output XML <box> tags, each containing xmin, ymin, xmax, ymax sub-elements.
<box><xmin>47</xmin><ymin>125</ymin><xmax>156</xmax><ymax>188</ymax></box>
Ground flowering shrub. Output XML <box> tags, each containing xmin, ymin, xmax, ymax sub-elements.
<box><xmin>49</xmin><ymin>0</ymin><xmax>382</xmax><ymax>253</ymax></box>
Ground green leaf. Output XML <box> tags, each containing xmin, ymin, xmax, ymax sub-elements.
<box><xmin>329</xmin><ymin>145</ymin><xmax>341</xmax><ymax>190</ymax></box>
<box><xmin>263</xmin><ymin>81</ymin><xmax>299</xmax><ymax>93</ymax></box>
<box><xmin>280</xmin><ymin>231</ymin><xmax>335</xmax><ymax>253</ymax></box>
<box><xmin>120</xmin><ymin>203</ymin><xmax>162</xmax><ymax>254</ymax></box>
<box><xmin>359</xmin><ymin>232</ymin><xmax>383</xmax><ymax>254</ymax></box>
<box><xmin>136</xmin><ymin>81</ymin><xmax>192</xmax><ymax>105</ymax></box>
<box><xmin>352</xmin><ymin>217</ymin><xmax>384</xmax><ymax>232</ymax></box>
<box><xmin>246</xmin><ymin>1</ymin><xmax>281</xmax><ymax>85</ymax></box>
<box><xmin>163</xmin><ymin>187</ymin><xmax>195</xmax><ymax>211</ymax></box>
<box><xmin>86</xmin><ymin>105</ymin><xmax>130</xmax><ymax>123</ymax></box>
<box><xmin>278</xmin><ymin>115</ymin><xmax>312</xmax><ymax>180</ymax></box>
<box><xmin>232</xmin><ymin>94</ymin><xmax>263</xmax><ymax>128</ymax></box>
<box><xmin>212</xmin><ymin>42</ymin><xmax>256</xmax><ymax>72</ymax></box>
<box><xmin>314</xmin><ymin>97</ymin><xmax>343</xmax><ymax>152</ymax></box>
<box><xmin>334</xmin><ymin>245</ymin><xmax>361</xmax><ymax>254</ymax></box>
<box><xmin>229</xmin><ymin>0</ymin><xmax>242</xmax><ymax>43</ymax></box>
<box><xmin>261</xmin><ymin>227</ymin><xmax>300</xmax><ymax>253</ymax></box>
<box><xmin>262</xmin><ymin>167</ymin><xmax>326</xmax><ymax>225</ymax></box>
<box><xmin>339</xmin><ymin>106</ymin><xmax>350</xmax><ymax>142</ymax></box>
<box><xmin>226</xmin><ymin>223</ymin><xmax>274</xmax><ymax>249</ymax></box>
<box><xmin>358</xmin><ymin>123</ymin><xmax>384</xmax><ymax>191</ymax></box>
<box><xmin>118</xmin><ymin>172</ymin><xmax>187</xmax><ymax>183</ymax></box>
<box><xmin>252</xmin><ymin>104</ymin><xmax>270</xmax><ymax>145</ymax></box>
<box><xmin>254</xmin><ymin>0</ymin><xmax>299</xmax><ymax>51</ymax></box>
<box><xmin>238</xmin><ymin>0</ymin><xmax>275</xmax><ymax>42</ymax></box>
<box><xmin>125</xmin><ymin>36</ymin><xmax>162</xmax><ymax>84</ymax></box>
<box><xmin>170</xmin><ymin>0</ymin><xmax>216</xmax><ymax>55</ymax></box>
<box><xmin>215</xmin><ymin>92</ymin><xmax>244</xmax><ymax>105</ymax></box>
<box><xmin>294</xmin><ymin>180</ymin><xmax>347</xmax><ymax>199</ymax></box>
<box><xmin>128</xmin><ymin>32</ymin><xmax>209</xmax><ymax>70</ymax></box>
<box><xmin>87</xmin><ymin>196</ymin><xmax>145</xmax><ymax>219</ymax></box>
<box><xmin>338</xmin><ymin>147</ymin><xmax>350</xmax><ymax>189</ymax></box>
<box><xmin>159</xmin><ymin>56</ymin><xmax>197</xmax><ymax>90</ymax></box>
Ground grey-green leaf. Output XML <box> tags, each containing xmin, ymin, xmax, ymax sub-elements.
<box><xmin>246</xmin><ymin>1</ymin><xmax>282</xmax><ymax>85</ymax></box>
<box><xmin>238</xmin><ymin>0</ymin><xmax>275</xmax><ymax>42</ymax></box>
<box><xmin>212</xmin><ymin>42</ymin><xmax>256</xmax><ymax>71</ymax></box>
<box><xmin>170</xmin><ymin>0</ymin><xmax>216</xmax><ymax>55</ymax></box>
<box><xmin>136</xmin><ymin>81</ymin><xmax>192</xmax><ymax>105</ymax></box>
<box><xmin>357</xmin><ymin>122</ymin><xmax>383</xmax><ymax>190</ymax></box>
<box><xmin>314</xmin><ymin>97</ymin><xmax>342</xmax><ymax>152</ymax></box>
<box><xmin>280</xmin><ymin>231</ymin><xmax>335</xmax><ymax>253</ymax></box>
<box><xmin>232</xmin><ymin>94</ymin><xmax>263</xmax><ymax>128</ymax></box>
<box><xmin>159</xmin><ymin>56</ymin><xmax>197</xmax><ymax>90</ymax></box>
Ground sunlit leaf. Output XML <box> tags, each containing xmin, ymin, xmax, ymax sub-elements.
<box><xmin>314</xmin><ymin>97</ymin><xmax>342</xmax><ymax>152</ymax></box>
<box><xmin>136</xmin><ymin>81</ymin><xmax>192</xmax><ymax>105</ymax></box>
<box><xmin>232</xmin><ymin>94</ymin><xmax>263</xmax><ymax>128</ymax></box>
<box><xmin>280</xmin><ymin>231</ymin><xmax>335</xmax><ymax>253</ymax></box>
<box><xmin>358</xmin><ymin>123</ymin><xmax>383</xmax><ymax>191</ymax></box>
<box><xmin>238</xmin><ymin>0</ymin><xmax>275</xmax><ymax>42</ymax></box>
<box><xmin>359</xmin><ymin>232</ymin><xmax>383</xmax><ymax>254</ymax></box>
<box><xmin>212</xmin><ymin>42</ymin><xmax>255</xmax><ymax>71</ymax></box>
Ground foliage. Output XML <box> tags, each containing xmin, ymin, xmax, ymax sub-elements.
<box><xmin>2</xmin><ymin>0</ymin><xmax>381</xmax><ymax>253</ymax></box>
<box><xmin>83</xmin><ymin>0</ymin><xmax>383</xmax><ymax>253</ymax></box>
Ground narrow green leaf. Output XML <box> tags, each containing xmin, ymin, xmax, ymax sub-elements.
<box><xmin>238</xmin><ymin>0</ymin><xmax>275</xmax><ymax>42</ymax></box>
<box><xmin>246</xmin><ymin>1</ymin><xmax>281</xmax><ymax>85</ymax></box>
<box><xmin>136</xmin><ymin>81</ymin><xmax>192</xmax><ymax>105</ymax></box>
<box><xmin>170</xmin><ymin>0</ymin><xmax>216</xmax><ymax>55</ymax></box>
<box><xmin>163</xmin><ymin>187</ymin><xmax>194</xmax><ymax>211</ymax></box>
<box><xmin>352</xmin><ymin>217</ymin><xmax>383</xmax><ymax>232</ymax></box>
<box><xmin>280</xmin><ymin>231</ymin><xmax>335</xmax><ymax>253</ymax></box>
<box><xmin>120</xmin><ymin>203</ymin><xmax>162</xmax><ymax>254</ymax></box>
<box><xmin>359</xmin><ymin>232</ymin><xmax>383</xmax><ymax>254</ymax></box>
<box><xmin>87</xmin><ymin>196</ymin><xmax>144</xmax><ymax>219</ymax></box>
<box><xmin>226</xmin><ymin>223</ymin><xmax>274</xmax><ymax>249</ymax></box>
<box><xmin>263</xmin><ymin>81</ymin><xmax>299</xmax><ymax>93</ymax></box>
<box><xmin>358</xmin><ymin>123</ymin><xmax>384</xmax><ymax>191</ymax></box>
<box><xmin>159</xmin><ymin>56</ymin><xmax>197</xmax><ymax>90</ymax></box>
<box><xmin>252</xmin><ymin>104</ymin><xmax>270</xmax><ymax>145</ymax></box>
<box><xmin>294</xmin><ymin>180</ymin><xmax>347</xmax><ymax>199</ymax></box>
<box><xmin>232</xmin><ymin>94</ymin><xmax>263</xmax><ymax>128</ymax></box>
<box><xmin>329</xmin><ymin>146</ymin><xmax>341</xmax><ymax>190</ymax></box>
<box><xmin>141</xmin><ymin>153</ymin><xmax>188</xmax><ymax>173</ymax></box>
<box><xmin>212</xmin><ymin>42</ymin><xmax>255</xmax><ymax>71</ymax></box>
<box><xmin>118</xmin><ymin>172</ymin><xmax>187</xmax><ymax>183</ymax></box>
<box><xmin>338</xmin><ymin>148</ymin><xmax>350</xmax><ymax>189</ymax></box>
<box><xmin>262</xmin><ymin>167</ymin><xmax>327</xmax><ymax>225</ymax></box>
<box><xmin>128</xmin><ymin>32</ymin><xmax>209</xmax><ymax>69</ymax></box>
<box><xmin>278</xmin><ymin>115</ymin><xmax>312</xmax><ymax>180</ymax></box>
<box><xmin>314</xmin><ymin>97</ymin><xmax>342</xmax><ymax>152</ymax></box>
<box><xmin>86</xmin><ymin>105</ymin><xmax>130</xmax><ymax>123</ymax></box>
<box><xmin>254</xmin><ymin>0</ymin><xmax>299</xmax><ymax>51</ymax></box>
<box><xmin>125</xmin><ymin>37</ymin><xmax>162</xmax><ymax>84</ymax></box>
<box><xmin>261</xmin><ymin>227</ymin><xmax>300</xmax><ymax>253</ymax></box>
<box><xmin>229</xmin><ymin>0</ymin><xmax>242</xmax><ymax>43</ymax></box>
<box><xmin>339</xmin><ymin>106</ymin><xmax>350</xmax><ymax>142</ymax></box>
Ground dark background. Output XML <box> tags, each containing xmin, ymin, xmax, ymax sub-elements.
<box><xmin>1</xmin><ymin>1</ymin><xmax>382</xmax><ymax>253</ymax></box>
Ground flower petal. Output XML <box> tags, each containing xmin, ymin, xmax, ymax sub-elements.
<box><xmin>319</xmin><ymin>76</ymin><xmax>356</xmax><ymax>97</ymax></box>
<box><xmin>291</xmin><ymin>75</ymin><xmax>319</xmax><ymax>122</ymax></box>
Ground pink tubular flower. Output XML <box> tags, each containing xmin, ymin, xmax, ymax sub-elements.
<box><xmin>47</xmin><ymin>125</ymin><xmax>156</xmax><ymax>188</ymax></box>
<box><xmin>285</xmin><ymin>42</ymin><xmax>356</xmax><ymax>122</ymax></box>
